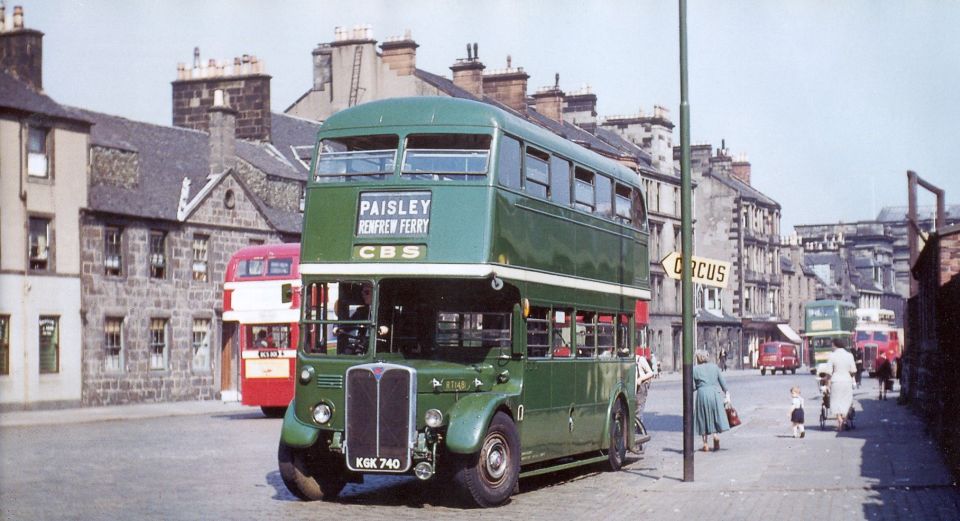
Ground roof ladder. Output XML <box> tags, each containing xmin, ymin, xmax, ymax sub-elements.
<box><xmin>348</xmin><ymin>45</ymin><xmax>363</xmax><ymax>107</ymax></box>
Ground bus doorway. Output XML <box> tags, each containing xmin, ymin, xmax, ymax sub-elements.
<box><xmin>221</xmin><ymin>321</ymin><xmax>239</xmax><ymax>401</ymax></box>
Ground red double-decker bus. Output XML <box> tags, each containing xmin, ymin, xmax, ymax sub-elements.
<box><xmin>854</xmin><ymin>308</ymin><xmax>901</xmax><ymax>375</ymax></box>
<box><xmin>223</xmin><ymin>243</ymin><xmax>300</xmax><ymax>417</ymax></box>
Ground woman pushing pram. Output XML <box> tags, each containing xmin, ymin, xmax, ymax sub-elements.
<box><xmin>817</xmin><ymin>338</ymin><xmax>857</xmax><ymax>432</ymax></box>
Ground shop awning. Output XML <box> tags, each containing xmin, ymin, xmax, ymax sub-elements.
<box><xmin>777</xmin><ymin>323</ymin><xmax>803</xmax><ymax>344</ymax></box>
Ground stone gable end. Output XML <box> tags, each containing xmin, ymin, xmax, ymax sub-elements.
<box><xmin>186</xmin><ymin>174</ymin><xmax>273</xmax><ymax>231</ymax></box>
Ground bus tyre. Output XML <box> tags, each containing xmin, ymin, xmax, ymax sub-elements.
<box><xmin>454</xmin><ymin>411</ymin><xmax>519</xmax><ymax>508</ymax></box>
<box><xmin>261</xmin><ymin>406</ymin><xmax>286</xmax><ymax>418</ymax></box>
<box><xmin>607</xmin><ymin>399</ymin><xmax>628</xmax><ymax>471</ymax></box>
<box><xmin>277</xmin><ymin>441</ymin><xmax>345</xmax><ymax>501</ymax></box>
<box><xmin>761</xmin><ymin>367</ymin><xmax>766</xmax><ymax>376</ymax></box>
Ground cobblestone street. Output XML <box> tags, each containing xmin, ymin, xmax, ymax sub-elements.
<box><xmin>2</xmin><ymin>370</ymin><xmax>958</xmax><ymax>520</ymax></box>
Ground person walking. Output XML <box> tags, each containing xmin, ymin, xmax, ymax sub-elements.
<box><xmin>718</xmin><ymin>348</ymin><xmax>727</xmax><ymax>371</ymax></box>
<box><xmin>824</xmin><ymin>338</ymin><xmax>857</xmax><ymax>432</ymax></box>
<box><xmin>876</xmin><ymin>354</ymin><xmax>893</xmax><ymax>400</ymax></box>
<box><xmin>790</xmin><ymin>385</ymin><xmax>805</xmax><ymax>438</ymax></box>
<box><xmin>853</xmin><ymin>347</ymin><xmax>864</xmax><ymax>389</ymax></box>
<box><xmin>693</xmin><ymin>350</ymin><xmax>730</xmax><ymax>452</ymax></box>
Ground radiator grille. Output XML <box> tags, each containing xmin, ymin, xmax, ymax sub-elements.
<box><xmin>344</xmin><ymin>363</ymin><xmax>415</xmax><ymax>472</ymax></box>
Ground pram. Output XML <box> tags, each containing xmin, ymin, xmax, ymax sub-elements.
<box><xmin>818</xmin><ymin>371</ymin><xmax>855</xmax><ymax>431</ymax></box>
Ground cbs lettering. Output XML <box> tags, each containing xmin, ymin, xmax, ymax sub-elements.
<box><xmin>356</xmin><ymin>245</ymin><xmax>424</xmax><ymax>260</ymax></box>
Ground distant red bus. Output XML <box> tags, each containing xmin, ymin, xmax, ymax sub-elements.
<box><xmin>223</xmin><ymin>243</ymin><xmax>300</xmax><ymax>417</ymax></box>
<box><xmin>854</xmin><ymin>308</ymin><xmax>900</xmax><ymax>375</ymax></box>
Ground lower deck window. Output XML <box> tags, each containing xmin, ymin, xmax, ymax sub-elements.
<box><xmin>39</xmin><ymin>316</ymin><xmax>59</xmax><ymax>374</ymax></box>
<box><xmin>436</xmin><ymin>312</ymin><xmax>511</xmax><ymax>348</ymax></box>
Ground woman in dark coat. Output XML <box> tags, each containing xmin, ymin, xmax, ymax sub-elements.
<box><xmin>694</xmin><ymin>349</ymin><xmax>730</xmax><ymax>451</ymax></box>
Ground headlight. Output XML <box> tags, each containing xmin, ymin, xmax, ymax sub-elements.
<box><xmin>425</xmin><ymin>408</ymin><xmax>443</xmax><ymax>428</ymax></box>
<box><xmin>299</xmin><ymin>366</ymin><xmax>315</xmax><ymax>385</ymax></box>
<box><xmin>312</xmin><ymin>403</ymin><xmax>332</xmax><ymax>424</ymax></box>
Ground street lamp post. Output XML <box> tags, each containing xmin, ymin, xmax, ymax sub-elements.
<box><xmin>678</xmin><ymin>0</ymin><xmax>695</xmax><ymax>482</ymax></box>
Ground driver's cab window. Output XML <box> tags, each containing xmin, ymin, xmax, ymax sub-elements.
<box><xmin>302</xmin><ymin>280</ymin><xmax>373</xmax><ymax>356</ymax></box>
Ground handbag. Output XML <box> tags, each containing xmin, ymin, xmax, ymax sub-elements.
<box><xmin>725</xmin><ymin>403</ymin><xmax>742</xmax><ymax>427</ymax></box>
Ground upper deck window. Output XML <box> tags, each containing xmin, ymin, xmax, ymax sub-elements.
<box><xmin>595</xmin><ymin>174</ymin><xmax>612</xmax><ymax>217</ymax></box>
<box><xmin>314</xmin><ymin>134</ymin><xmax>398</xmax><ymax>183</ymax></box>
<box><xmin>402</xmin><ymin>134</ymin><xmax>491</xmax><ymax>180</ymax></box>
<box><xmin>574</xmin><ymin>167</ymin><xmax>595</xmax><ymax>213</ymax></box>
<box><xmin>238</xmin><ymin>258</ymin><xmax>264</xmax><ymax>278</ymax></box>
<box><xmin>267</xmin><ymin>258</ymin><xmax>293</xmax><ymax>276</ymax></box>
<box><xmin>615</xmin><ymin>184</ymin><xmax>633</xmax><ymax>225</ymax></box>
<box><xmin>497</xmin><ymin>135</ymin><xmax>522</xmax><ymax>190</ymax></box>
<box><xmin>550</xmin><ymin>156</ymin><xmax>571</xmax><ymax>205</ymax></box>
<box><xmin>524</xmin><ymin>147</ymin><xmax>549</xmax><ymax>199</ymax></box>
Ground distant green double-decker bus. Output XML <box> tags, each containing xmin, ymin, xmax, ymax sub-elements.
<box><xmin>803</xmin><ymin>299</ymin><xmax>856</xmax><ymax>371</ymax></box>
<box><xmin>278</xmin><ymin>97</ymin><xmax>651</xmax><ymax>507</ymax></box>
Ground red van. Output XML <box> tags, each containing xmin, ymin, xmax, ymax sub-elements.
<box><xmin>758</xmin><ymin>341</ymin><xmax>800</xmax><ymax>375</ymax></box>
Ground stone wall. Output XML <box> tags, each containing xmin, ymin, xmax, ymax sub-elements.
<box><xmin>79</xmin><ymin>216</ymin><xmax>282</xmax><ymax>406</ymax></box>
<box><xmin>90</xmin><ymin>146</ymin><xmax>139</xmax><ymax>188</ymax></box>
<box><xmin>172</xmin><ymin>75</ymin><xmax>271</xmax><ymax>141</ymax></box>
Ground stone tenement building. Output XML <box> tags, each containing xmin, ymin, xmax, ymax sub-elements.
<box><xmin>0</xmin><ymin>6</ymin><xmax>92</xmax><ymax>409</ymax></box>
<box><xmin>0</xmin><ymin>6</ymin><xmax>318</xmax><ymax>409</ymax></box>
<box><xmin>679</xmin><ymin>143</ymin><xmax>796</xmax><ymax>368</ymax></box>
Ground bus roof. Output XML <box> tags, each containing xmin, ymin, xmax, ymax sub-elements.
<box><xmin>318</xmin><ymin>97</ymin><xmax>641</xmax><ymax>187</ymax></box>
<box><xmin>806</xmin><ymin>299</ymin><xmax>855</xmax><ymax>309</ymax></box>
<box><xmin>229</xmin><ymin>242</ymin><xmax>300</xmax><ymax>260</ymax></box>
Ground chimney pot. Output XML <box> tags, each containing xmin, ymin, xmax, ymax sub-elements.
<box><xmin>13</xmin><ymin>5</ymin><xmax>23</xmax><ymax>30</ymax></box>
<box><xmin>193</xmin><ymin>46</ymin><xmax>200</xmax><ymax>68</ymax></box>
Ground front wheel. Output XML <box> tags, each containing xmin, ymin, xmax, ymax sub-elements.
<box><xmin>760</xmin><ymin>367</ymin><xmax>767</xmax><ymax>375</ymax></box>
<box><xmin>607</xmin><ymin>400</ymin><xmax>628</xmax><ymax>470</ymax></box>
<box><xmin>261</xmin><ymin>406</ymin><xmax>286</xmax><ymax>418</ymax></box>
<box><xmin>454</xmin><ymin>411</ymin><xmax>520</xmax><ymax>508</ymax></box>
<box><xmin>278</xmin><ymin>441</ymin><xmax>346</xmax><ymax>501</ymax></box>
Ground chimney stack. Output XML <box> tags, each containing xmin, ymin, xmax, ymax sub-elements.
<box><xmin>172</xmin><ymin>47</ymin><xmax>272</xmax><ymax>141</ymax></box>
<box><xmin>0</xmin><ymin>5</ymin><xmax>44</xmax><ymax>90</ymax></box>
<box><xmin>450</xmin><ymin>42</ymin><xmax>485</xmax><ymax>98</ymax></box>
<box><xmin>531</xmin><ymin>73</ymin><xmax>564</xmax><ymax>122</ymax></box>
<box><xmin>380</xmin><ymin>30</ymin><xmax>418</xmax><ymax>76</ymax></box>
<box><xmin>482</xmin><ymin>55</ymin><xmax>529</xmax><ymax>113</ymax></box>
<box><xmin>732</xmin><ymin>154</ymin><xmax>752</xmax><ymax>185</ymax></box>
<box><xmin>562</xmin><ymin>85</ymin><xmax>597</xmax><ymax>131</ymax></box>
<box><xmin>208</xmin><ymin>89</ymin><xmax>237</xmax><ymax>175</ymax></box>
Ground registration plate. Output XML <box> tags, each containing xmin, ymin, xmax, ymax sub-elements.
<box><xmin>352</xmin><ymin>456</ymin><xmax>403</xmax><ymax>470</ymax></box>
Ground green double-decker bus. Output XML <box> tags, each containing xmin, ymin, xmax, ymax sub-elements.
<box><xmin>803</xmin><ymin>299</ymin><xmax>856</xmax><ymax>371</ymax></box>
<box><xmin>278</xmin><ymin>97</ymin><xmax>651</xmax><ymax>507</ymax></box>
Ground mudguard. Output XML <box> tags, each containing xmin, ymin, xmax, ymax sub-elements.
<box><xmin>445</xmin><ymin>392</ymin><xmax>514</xmax><ymax>454</ymax></box>
<box><xmin>280</xmin><ymin>399</ymin><xmax>320</xmax><ymax>448</ymax></box>
<box><xmin>602</xmin><ymin>381</ymin><xmax>631</xmax><ymax>449</ymax></box>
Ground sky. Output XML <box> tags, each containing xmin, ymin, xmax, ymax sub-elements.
<box><xmin>18</xmin><ymin>0</ymin><xmax>960</xmax><ymax>232</ymax></box>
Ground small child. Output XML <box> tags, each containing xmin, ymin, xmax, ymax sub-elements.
<box><xmin>790</xmin><ymin>386</ymin><xmax>805</xmax><ymax>438</ymax></box>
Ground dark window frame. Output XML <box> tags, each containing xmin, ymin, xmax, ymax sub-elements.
<box><xmin>103</xmin><ymin>225</ymin><xmax>123</xmax><ymax>277</ymax></box>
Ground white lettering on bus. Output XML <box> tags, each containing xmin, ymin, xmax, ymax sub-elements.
<box><xmin>358</xmin><ymin>246</ymin><xmax>376</xmax><ymax>259</ymax></box>
<box><xmin>360</xmin><ymin>198</ymin><xmax>430</xmax><ymax>217</ymax></box>
<box><xmin>402</xmin><ymin>245</ymin><xmax>421</xmax><ymax>259</ymax></box>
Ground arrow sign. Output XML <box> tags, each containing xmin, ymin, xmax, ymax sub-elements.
<box><xmin>660</xmin><ymin>252</ymin><xmax>731</xmax><ymax>289</ymax></box>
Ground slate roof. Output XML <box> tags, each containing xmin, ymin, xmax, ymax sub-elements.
<box><xmin>698</xmin><ymin>308</ymin><xmax>743</xmax><ymax>324</ymax></box>
<box><xmin>876</xmin><ymin>205</ymin><xmax>960</xmax><ymax>223</ymax></box>
<box><xmin>780</xmin><ymin>255</ymin><xmax>795</xmax><ymax>273</ymax></box>
<box><xmin>68</xmin><ymin>107</ymin><xmax>314</xmax><ymax>233</ymax></box>
<box><xmin>0</xmin><ymin>70</ymin><xmax>91</xmax><ymax>125</ymax></box>
<box><xmin>711</xmin><ymin>169</ymin><xmax>779</xmax><ymax>208</ymax></box>
<box><xmin>413</xmin><ymin>67</ymin><xmax>657</xmax><ymax>173</ymax></box>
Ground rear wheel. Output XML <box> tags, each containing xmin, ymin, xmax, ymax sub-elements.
<box><xmin>607</xmin><ymin>400</ymin><xmax>628</xmax><ymax>470</ymax></box>
<box><xmin>261</xmin><ymin>406</ymin><xmax>286</xmax><ymax>418</ymax></box>
<box><xmin>791</xmin><ymin>368</ymin><xmax>797</xmax><ymax>375</ymax></box>
<box><xmin>760</xmin><ymin>368</ymin><xmax>767</xmax><ymax>375</ymax></box>
<box><xmin>454</xmin><ymin>411</ymin><xmax>520</xmax><ymax>508</ymax></box>
<box><xmin>278</xmin><ymin>441</ymin><xmax>346</xmax><ymax>501</ymax></box>
<box><xmin>770</xmin><ymin>368</ymin><xmax>777</xmax><ymax>375</ymax></box>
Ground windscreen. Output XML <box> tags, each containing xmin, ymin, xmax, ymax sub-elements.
<box><xmin>401</xmin><ymin>134</ymin><xmax>491</xmax><ymax>180</ymax></box>
<box><xmin>314</xmin><ymin>135</ymin><xmax>398</xmax><ymax>183</ymax></box>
